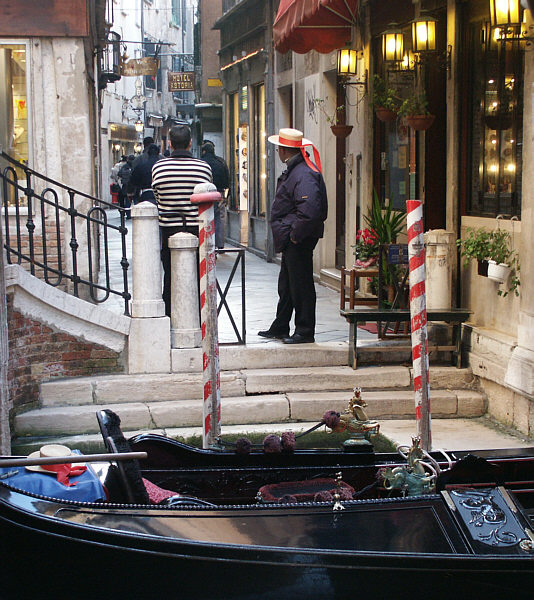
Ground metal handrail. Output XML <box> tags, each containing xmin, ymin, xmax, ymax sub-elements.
<box><xmin>0</xmin><ymin>151</ymin><xmax>131</xmax><ymax>315</ymax></box>
<box><xmin>216</xmin><ymin>247</ymin><xmax>246</xmax><ymax>345</ymax></box>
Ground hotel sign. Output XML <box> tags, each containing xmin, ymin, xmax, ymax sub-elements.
<box><xmin>168</xmin><ymin>72</ymin><xmax>195</xmax><ymax>92</ymax></box>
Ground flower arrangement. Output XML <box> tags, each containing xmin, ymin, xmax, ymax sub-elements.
<box><xmin>352</xmin><ymin>228</ymin><xmax>379</xmax><ymax>268</ymax></box>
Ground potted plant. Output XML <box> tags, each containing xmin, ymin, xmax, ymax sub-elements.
<box><xmin>457</xmin><ymin>227</ymin><xmax>520</xmax><ymax>296</ymax></box>
<box><xmin>313</xmin><ymin>98</ymin><xmax>353</xmax><ymax>138</ymax></box>
<box><xmin>352</xmin><ymin>227</ymin><xmax>380</xmax><ymax>269</ymax></box>
<box><xmin>398</xmin><ymin>92</ymin><xmax>435</xmax><ymax>131</ymax></box>
<box><xmin>372</xmin><ymin>75</ymin><xmax>401</xmax><ymax>122</ymax></box>
<box><xmin>372</xmin><ymin>75</ymin><xmax>401</xmax><ymax>123</ymax></box>
<box><xmin>364</xmin><ymin>191</ymin><xmax>407</xmax><ymax>304</ymax></box>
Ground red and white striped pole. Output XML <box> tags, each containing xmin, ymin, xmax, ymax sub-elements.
<box><xmin>406</xmin><ymin>199</ymin><xmax>431</xmax><ymax>450</ymax></box>
<box><xmin>191</xmin><ymin>183</ymin><xmax>222</xmax><ymax>449</ymax></box>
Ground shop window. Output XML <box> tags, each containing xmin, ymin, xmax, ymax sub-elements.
<box><xmin>0</xmin><ymin>43</ymin><xmax>29</xmax><ymax>205</ymax></box>
<box><xmin>252</xmin><ymin>83</ymin><xmax>266</xmax><ymax>218</ymax></box>
<box><xmin>226</xmin><ymin>92</ymin><xmax>239</xmax><ymax>211</ymax></box>
<box><xmin>466</xmin><ymin>23</ymin><xmax>523</xmax><ymax>217</ymax></box>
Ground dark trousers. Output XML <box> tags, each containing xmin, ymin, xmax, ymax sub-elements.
<box><xmin>269</xmin><ymin>238</ymin><xmax>318</xmax><ymax>337</ymax></box>
<box><xmin>160</xmin><ymin>225</ymin><xmax>199</xmax><ymax>317</ymax></box>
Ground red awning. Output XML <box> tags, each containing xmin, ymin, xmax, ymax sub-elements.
<box><xmin>273</xmin><ymin>0</ymin><xmax>359</xmax><ymax>55</ymax></box>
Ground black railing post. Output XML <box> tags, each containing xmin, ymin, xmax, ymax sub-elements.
<box><xmin>24</xmin><ymin>167</ymin><xmax>35</xmax><ymax>275</ymax></box>
<box><xmin>68</xmin><ymin>189</ymin><xmax>80</xmax><ymax>296</ymax></box>
<box><xmin>118</xmin><ymin>208</ymin><xmax>131</xmax><ymax>315</ymax></box>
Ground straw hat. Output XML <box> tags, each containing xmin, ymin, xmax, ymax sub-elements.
<box><xmin>25</xmin><ymin>444</ymin><xmax>84</xmax><ymax>473</ymax></box>
<box><xmin>267</xmin><ymin>128</ymin><xmax>313</xmax><ymax>148</ymax></box>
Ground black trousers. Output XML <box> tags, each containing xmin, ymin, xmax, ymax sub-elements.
<box><xmin>160</xmin><ymin>225</ymin><xmax>199</xmax><ymax>317</ymax></box>
<box><xmin>269</xmin><ymin>238</ymin><xmax>318</xmax><ymax>338</ymax></box>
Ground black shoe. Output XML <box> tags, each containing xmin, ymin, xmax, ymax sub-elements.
<box><xmin>282</xmin><ymin>333</ymin><xmax>315</xmax><ymax>344</ymax></box>
<box><xmin>258</xmin><ymin>330</ymin><xmax>287</xmax><ymax>340</ymax></box>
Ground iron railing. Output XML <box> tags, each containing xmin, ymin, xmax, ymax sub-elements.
<box><xmin>216</xmin><ymin>247</ymin><xmax>246</xmax><ymax>345</ymax></box>
<box><xmin>0</xmin><ymin>151</ymin><xmax>131</xmax><ymax>315</ymax></box>
<box><xmin>0</xmin><ymin>151</ymin><xmax>247</xmax><ymax>342</ymax></box>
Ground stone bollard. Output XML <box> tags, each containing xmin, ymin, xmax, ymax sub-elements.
<box><xmin>168</xmin><ymin>232</ymin><xmax>201</xmax><ymax>348</ymax></box>
<box><xmin>128</xmin><ymin>202</ymin><xmax>171</xmax><ymax>373</ymax></box>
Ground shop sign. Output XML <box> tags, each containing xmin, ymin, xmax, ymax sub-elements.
<box><xmin>120</xmin><ymin>57</ymin><xmax>159</xmax><ymax>77</ymax></box>
<box><xmin>168</xmin><ymin>72</ymin><xmax>195</xmax><ymax>92</ymax></box>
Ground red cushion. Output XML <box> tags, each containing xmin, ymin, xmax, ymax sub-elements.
<box><xmin>142</xmin><ymin>477</ymin><xmax>177</xmax><ymax>504</ymax></box>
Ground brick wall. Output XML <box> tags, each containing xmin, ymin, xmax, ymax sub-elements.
<box><xmin>7</xmin><ymin>293</ymin><xmax>125</xmax><ymax>412</ymax></box>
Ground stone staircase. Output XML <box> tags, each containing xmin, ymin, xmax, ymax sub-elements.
<box><xmin>12</xmin><ymin>344</ymin><xmax>486</xmax><ymax>453</ymax></box>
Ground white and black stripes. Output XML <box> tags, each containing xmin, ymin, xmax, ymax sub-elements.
<box><xmin>152</xmin><ymin>157</ymin><xmax>212</xmax><ymax>228</ymax></box>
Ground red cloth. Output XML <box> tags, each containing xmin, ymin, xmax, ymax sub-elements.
<box><xmin>274</xmin><ymin>0</ymin><xmax>358</xmax><ymax>54</ymax></box>
<box><xmin>41</xmin><ymin>463</ymin><xmax>87</xmax><ymax>487</ymax></box>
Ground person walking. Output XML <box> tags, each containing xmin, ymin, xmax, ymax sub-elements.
<box><xmin>130</xmin><ymin>143</ymin><xmax>161</xmax><ymax>205</ymax></box>
<box><xmin>200</xmin><ymin>141</ymin><xmax>230</xmax><ymax>249</ymax></box>
<box><xmin>258</xmin><ymin>128</ymin><xmax>328</xmax><ymax>344</ymax></box>
<box><xmin>118</xmin><ymin>154</ymin><xmax>135</xmax><ymax>219</ymax></box>
<box><xmin>151</xmin><ymin>124</ymin><xmax>212</xmax><ymax>316</ymax></box>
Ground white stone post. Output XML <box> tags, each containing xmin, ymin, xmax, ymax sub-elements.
<box><xmin>169</xmin><ymin>233</ymin><xmax>202</xmax><ymax>348</ymax></box>
<box><xmin>128</xmin><ymin>202</ymin><xmax>171</xmax><ymax>374</ymax></box>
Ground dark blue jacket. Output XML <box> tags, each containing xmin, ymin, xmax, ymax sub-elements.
<box><xmin>270</xmin><ymin>153</ymin><xmax>328</xmax><ymax>253</ymax></box>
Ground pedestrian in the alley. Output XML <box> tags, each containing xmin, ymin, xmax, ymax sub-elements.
<box><xmin>118</xmin><ymin>154</ymin><xmax>135</xmax><ymax>219</ymax></box>
<box><xmin>110</xmin><ymin>154</ymin><xmax>126</xmax><ymax>206</ymax></box>
<box><xmin>259</xmin><ymin>128</ymin><xmax>328</xmax><ymax>344</ymax></box>
<box><xmin>130</xmin><ymin>143</ymin><xmax>161</xmax><ymax>205</ymax></box>
<box><xmin>152</xmin><ymin>124</ymin><xmax>212</xmax><ymax>316</ymax></box>
<box><xmin>200</xmin><ymin>140</ymin><xmax>230</xmax><ymax>249</ymax></box>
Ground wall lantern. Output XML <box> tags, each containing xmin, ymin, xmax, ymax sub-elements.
<box><xmin>337</xmin><ymin>48</ymin><xmax>358</xmax><ymax>76</ymax></box>
<box><xmin>489</xmin><ymin>0</ymin><xmax>521</xmax><ymax>28</ymax></box>
<box><xmin>382</xmin><ymin>26</ymin><xmax>404</xmax><ymax>62</ymax></box>
<box><xmin>134</xmin><ymin>119</ymin><xmax>144</xmax><ymax>133</ymax></box>
<box><xmin>400</xmin><ymin>49</ymin><xmax>415</xmax><ymax>71</ymax></box>
<box><xmin>412</xmin><ymin>15</ymin><xmax>437</xmax><ymax>53</ymax></box>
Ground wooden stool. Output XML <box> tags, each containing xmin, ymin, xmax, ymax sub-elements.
<box><xmin>340</xmin><ymin>267</ymin><xmax>379</xmax><ymax>310</ymax></box>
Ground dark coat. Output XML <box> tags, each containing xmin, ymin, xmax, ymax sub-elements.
<box><xmin>130</xmin><ymin>155</ymin><xmax>160</xmax><ymax>202</ymax></box>
<box><xmin>201</xmin><ymin>151</ymin><xmax>230</xmax><ymax>192</ymax></box>
<box><xmin>270</xmin><ymin>153</ymin><xmax>328</xmax><ymax>253</ymax></box>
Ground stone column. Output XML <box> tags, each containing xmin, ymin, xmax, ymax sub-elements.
<box><xmin>169</xmin><ymin>232</ymin><xmax>201</xmax><ymax>348</ymax></box>
<box><xmin>128</xmin><ymin>202</ymin><xmax>170</xmax><ymax>373</ymax></box>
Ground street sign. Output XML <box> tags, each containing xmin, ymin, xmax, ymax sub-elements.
<box><xmin>168</xmin><ymin>72</ymin><xmax>195</xmax><ymax>92</ymax></box>
<box><xmin>120</xmin><ymin>57</ymin><xmax>159</xmax><ymax>77</ymax></box>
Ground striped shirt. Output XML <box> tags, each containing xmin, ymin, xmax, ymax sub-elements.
<box><xmin>151</xmin><ymin>150</ymin><xmax>212</xmax><ymax>228</ymax></box>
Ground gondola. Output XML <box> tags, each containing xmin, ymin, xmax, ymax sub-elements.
<box><xmin>1</xmin><ymin>408</ymin><xmax>534</xmax><ymax>600</ymax></box>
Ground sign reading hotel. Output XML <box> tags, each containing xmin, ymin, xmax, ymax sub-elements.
<box><xmin>238</xmin><ymin>125</ymin><xmax>248</xmax><ymax>211</ymax></box>
<box><xmin>168</xmin><ymin>72</ymin><xmax>195</xmax><ymax>92</ymax></box>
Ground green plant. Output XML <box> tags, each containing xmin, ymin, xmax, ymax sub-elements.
<box><xmin>457</xmin><ymin>227</ymin><xmax>520</xmax><ymax>297</ymax></box>
<box><xmin>398</xmin><ymin>92</ymin><xmax>430</xmax><ymax>117</ymax></box>
<box><xmin>364</xmin><ymin>189</ymin><xmax>406</xmax><ymax>244</ymax></box>
<box><xmin>456</xmin><ymin>228</ymin><xmax>493</xmax><ymax>266</ymax></box>
<box><xmin>372</xmin><ymin>75</ymin><xmax>401</xmax><ymax>111</ymax></box>
<box><xmin>312</xmin><ymin>98</ymin><xmax>345</xmax><ymax>125</ymax></box>
<box><xmin>352</xmin><ymin>227</ymin><xmax>379</xmax><ymax>263</ymax></box>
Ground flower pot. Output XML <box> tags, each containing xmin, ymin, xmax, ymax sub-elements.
<box><xmin>484</xmin><ymin>113</ymin><xmax>512</xmax><ymax>131</ymax></box>
<box><xmin>353</xmin><ymin>257</ymin><xmax>378</xmax><ymax>269</ymax></box>
<box><xmin>330</xmin><ymin>125</ymin><xmax>353</xmax><ymax>138</ymax></box>
<box><xmin>477</xmin><ymin>259</ymin><xmax>488</xmax><ymax>277</ymax></box>
<box><xmin>405</xmin><ymin>114</ymin><xmax>435</xmax><ymax>131</ymax></box>
<box><xmin>487</xmin><ymin>260</ymin><xmax>510</xmax><ymax>284</ymax></box>
<box><xmin>375</xmin><ymin>107</ymin><xmax>397</xmax><ymax>123</ymax></box>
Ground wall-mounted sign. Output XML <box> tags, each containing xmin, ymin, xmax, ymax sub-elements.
<box><xmin>208</xmin><ymin>78</ymin><xmax>223</xmax><ymax>87</ymax></box>
<box><xmin>168</xmin><ymin>72</ymin><xmax>195</xmax><ymax>92</ymax></box>
<box><xmin>120</xmin><ymin>57</ymin><xmax>159</xmax><ymax>77</ymax></box>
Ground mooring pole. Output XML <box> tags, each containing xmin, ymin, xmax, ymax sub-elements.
<box><xmin>190</xmin><ymin>183</ymin><xmax>222</xmax><ymax>449</ymax></box>
<box><xmin>407</xmin><ymin>127</ymin><xmax>431</xmax><ymax>451</ymax></box>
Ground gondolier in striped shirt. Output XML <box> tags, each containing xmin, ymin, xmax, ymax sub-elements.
<box><xmin>152</xmin><ymin>125</ymin><xmax>213</xmax><ymax>316</ymax></box>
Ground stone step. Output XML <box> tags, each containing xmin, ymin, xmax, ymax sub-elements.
<box><xmin>39</xmin><ymin>365</ymin><xmax>476</xmax><ymax>408</ymax></box>
<box><xmin>15</xmin><ymin>388</ymin><xmax>486</xmax><ymax>438</ymax></box>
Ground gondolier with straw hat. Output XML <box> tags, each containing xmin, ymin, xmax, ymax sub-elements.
<box><xmin>258</xmin><ymin>128</ymin><xmax>328</xmax><ymax>344</ymax></box>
